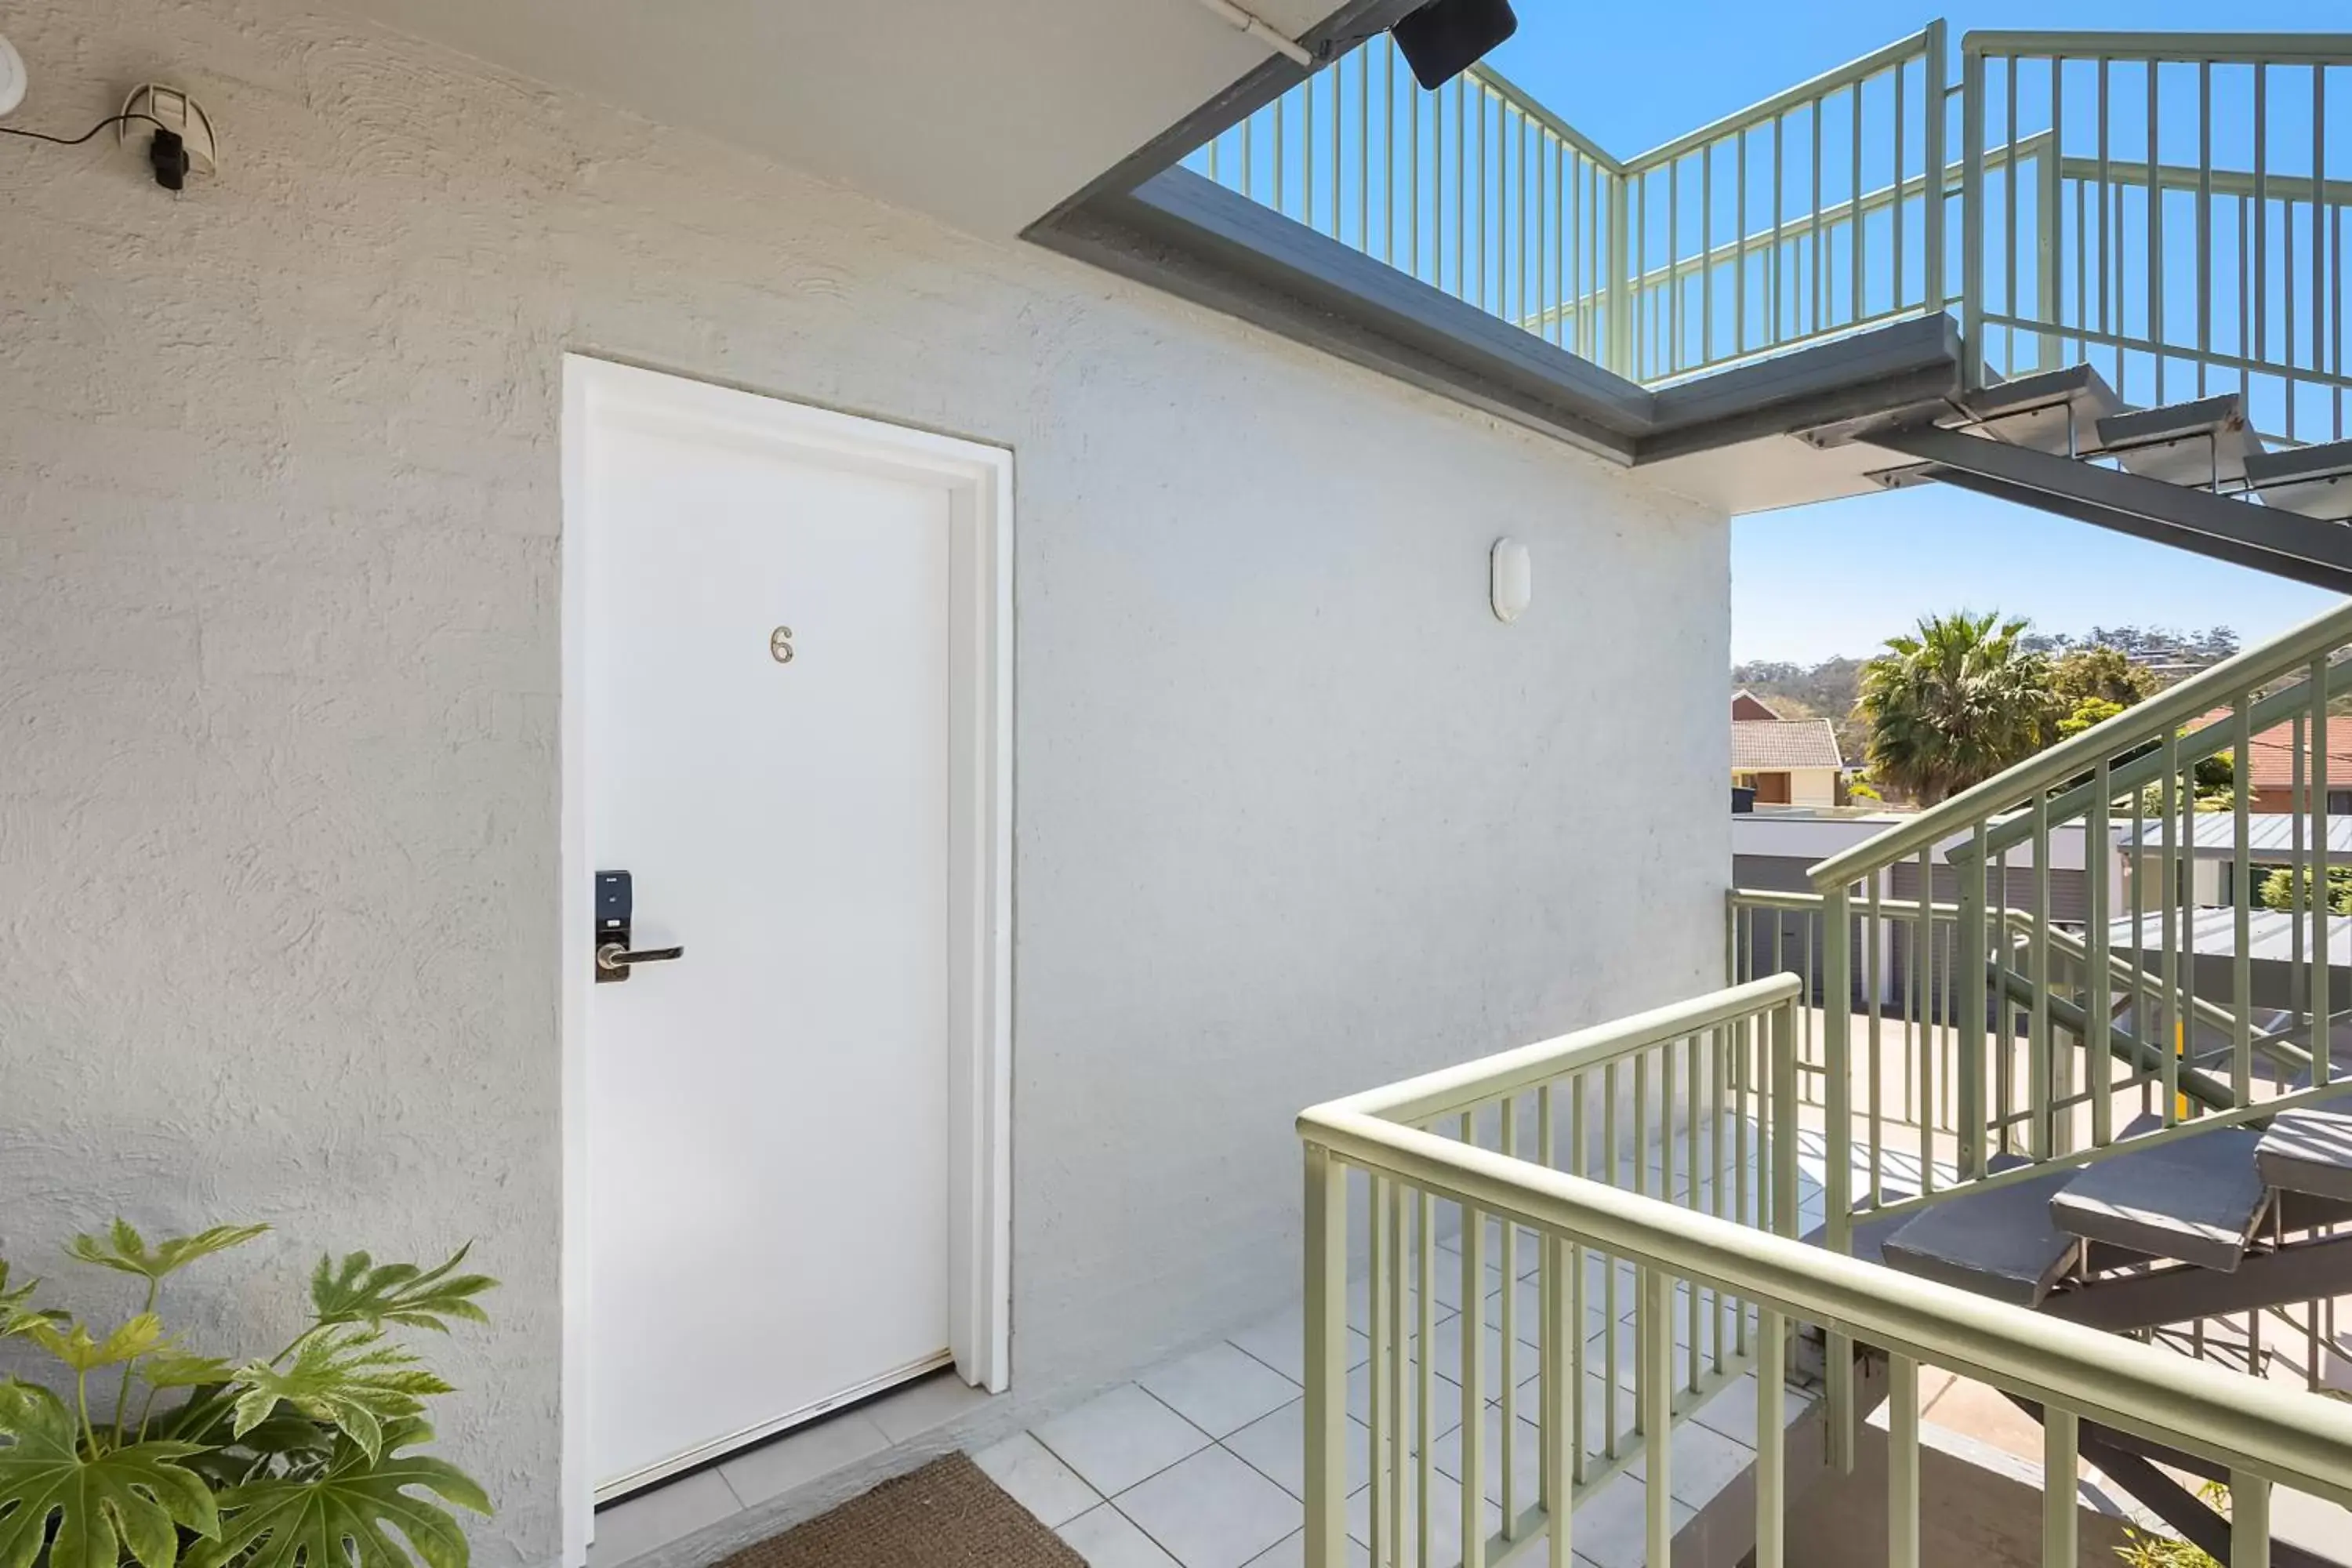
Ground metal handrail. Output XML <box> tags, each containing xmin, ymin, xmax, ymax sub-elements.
<box><xmin>1809</xmin><ymin>596</ymin><xmax>2352</xmax><ymax>891</ymax></box>
<box><xmin>1965</xmin><ymin>30</ymin><xmax>2352</xmax><ymax>64</ymax></box>
<box><xmin>1467</xmin><ymin>60</ymin><xmax>1624</xmax><ymax>173</ymax></box>
<box><xmin>1324</xmin><ymin>972</ymin><xmax>1799</xmax><ymax>1126</ymax></box>
<box><xmin>1621</xmin><ymin>26</ymin><xmax>1940</xmax><ymax>171</ymax></box>
<box><xmin>1295</xmin><ymin>976</ymin><xmax>1803</xmax><ymax>1568</ymax></box>
<box><xmin>1184</xmin><ymin>20</ymin><xmax>2350</xmax><ymax>425</ymax></box>
<box><xmin>1298</xmin><ymin>1104</ymin><xmax>2352</xmax><ymax>1504</ymax></box>
<box><xmin>1299</xmin><ymin>974</ymin><xmax>2352</xmax><ymax>1567</ymax></box>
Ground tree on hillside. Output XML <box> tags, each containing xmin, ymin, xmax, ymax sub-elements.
<box><xmin>2051</xmin><ymin>645</ymin><xmax>2165</xmax><ymax>710</ymax></box>
<box><xmin>1730</xmin><ymin>655</ymin><xmax>1868</xmax><ymax>763</ymax></box>
<box><xmin>1858</xmin><ymin>611</ymin><xmax>2060</xmax><ymax>805</ymax></box>
<box><xmin>2022</xmin><ymin>624</ymin><xmax>2238</xmax><ymax>670</ymax></box>
<box><xmin>2047</xmin><ymin>644</ymin><xmax>2166</xmax><ymax>745</ymax></box>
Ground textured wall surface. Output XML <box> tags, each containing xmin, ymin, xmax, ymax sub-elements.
<box><xmin>0</xmin><ymin>2</ymin><xmax>1729</xmax><ymax>1564</ymax></box>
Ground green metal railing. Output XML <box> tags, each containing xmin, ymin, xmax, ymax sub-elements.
<box><xmin>1296</xmin><ymin>975</ymin><xmax>1804</xmax><ymax>1568</ymax></box>
<box><xmin>1299</xmin><ymin>977</ymin><xmax>2352</xmax><ymax>1568</ymax></box>
<box><xmin>1962</xmin><ymin>34</ymin><xmax>2352</xmax><ymax>443</ymax></box>
<box><xmin>1805</xmin><ymin>595</ymin><xmax>2352</xmax><ymax>1463</ymax></box>
<box><xmin>1732</xmin><ymin>887</ymin><xmax>2347</xmax><ymax>1399</ymax></box>
<box><xmin>1181</xmin><ymin>26</ymin><xmax>1947</xmax><ymax>383</ymax></box>
<box><xmin>1180</xmin><ymin>26</ymin><xmax>2352</xmax><ymax>438</ymax></box>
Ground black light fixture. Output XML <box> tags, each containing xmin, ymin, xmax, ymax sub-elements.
<box><xmin>1389</xmin><ymin>0</ymin><xmax>1518</xmax><ymax>89</ymax></box>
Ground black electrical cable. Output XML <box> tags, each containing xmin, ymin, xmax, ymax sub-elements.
<box><xmin>0</xmin><ymin>111</ymin><xmax>171</xmax><ymax>147</ymax></box>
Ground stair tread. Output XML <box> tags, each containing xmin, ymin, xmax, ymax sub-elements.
<box><xmin>1958</xmin><ymin>364</ymin><xmax>2125</xmax><ymax>455</ymax></box>
<box><xmin>1881</xmin><ymin>1170</ymin><xmax>2082</xmax><ymax>1306</ymax></box>
<box><xmin>2097</xmin><ymin>394</ymin><xmax>2263</xmax><ymax>488</ymax></box>
<box><xmin>2257</xmin><ymin>1107</ymin><xmax>2352</xmax><ymax>1203</ymax></box>
<box><xmin>2048</xmin><ymin>1130</ymin><xmax>2267</xmax><ymax>1272</ymax></box>
<box><xmin>2246</xmin><ymin>439</ymin><xmax>2352</xmax><ymax>522</ymax></box>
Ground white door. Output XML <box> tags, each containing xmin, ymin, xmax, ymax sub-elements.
<box><xmin>578</xmin><ymin>371</ymin><xmax>967</xmax><ymax>1498</ymax></box>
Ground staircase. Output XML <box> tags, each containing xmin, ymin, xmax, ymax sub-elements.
<box><xmin>1789</xmin><ymin>551</ymin><xmax>2352</xmax><ymax>1560</ymax></box>
<box><xmin>1850</xmin><ymin>1109</ymin><xmax>2352</xmax><ymax>1563</ymax></box>
<box><xmin>1849</xmin><ymin>365</ymin><xmax>2352</xmax><ymax>593</ymax></box>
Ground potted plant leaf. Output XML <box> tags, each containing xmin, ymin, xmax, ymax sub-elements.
<box><xmin>0</xmin><ymin>1221</ymin><xmax>495</xmax><ymax>1568</ymax></box>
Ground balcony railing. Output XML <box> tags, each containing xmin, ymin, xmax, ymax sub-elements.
<box><xmin>1297</xmin><ymin>975</ymin><xmax>1804</xmax><ymax>1568</ymax></box>
<box><xmin>1796</xmin><ymin>597</ymin><xmax>2352</xmax><ymax>1459</ymax></box>
<box><xmin>1964</xmin><ymin>33</ymin><xmax>2352</xmax><ymax>443</ymax></box>
<box><xmin>1730</xmin><ymin>887</ymin><xmax>2348</xmax><ymax>1397</ymax></box>
<box><xmin>1299</xmin><ymin>976</ymin><xmax>2352</xmax><ymax>1568</ymax></box>
<box><xmin>1181</xmin><ymin>26</ymin><xmax>2352</xmax><ymax>441</ymax></box>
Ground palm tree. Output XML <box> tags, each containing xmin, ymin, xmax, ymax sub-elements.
<box><xmin>1858</xmin><ymin>611</ymin><xmax>2059</xmax><ymax>805</ymax></box>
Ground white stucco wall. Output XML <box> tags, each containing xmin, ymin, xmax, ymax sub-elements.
<box><xmin>0</xmin><ymin>2</ymin><xmax>1730</xmax><ymax>1563</ymax></box>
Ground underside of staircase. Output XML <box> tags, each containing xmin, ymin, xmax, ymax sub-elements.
<box><xmin>1831</xmin><ymin>363</ymin><xmax>2352</xmax><ymax>592</ymax></box>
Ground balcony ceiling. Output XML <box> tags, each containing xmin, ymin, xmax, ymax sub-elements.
<box><xmin>332</xmin><ymin>0</ymin><xmax>1332</xmax><ymax>238</ymax></box>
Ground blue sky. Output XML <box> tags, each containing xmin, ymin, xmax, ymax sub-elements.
<box><xmin>1486</xmin><ymin>1</ymin><xmax>2350</xmax><ymax>666</ymax></box>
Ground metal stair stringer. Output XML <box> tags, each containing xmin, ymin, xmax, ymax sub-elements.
<box><xmin>1863</xmin><ymin>423</ymin><xmax>2352</xmax><ymax>596</ymax></box>
<box><xmin>1987</xmin><ymin>960</ymin><xmax>2240</xmax><ymax>1118</ymax></box>
<box><xmin>2002</xmin><ymin>1395</ymin><xmax>2346</xmax><ymax>1568</ymax></box>
<box><xmin>2041</xmin><ymin>1231</ymin><xmax>2352</xmax><ymax>1333</ymax></box>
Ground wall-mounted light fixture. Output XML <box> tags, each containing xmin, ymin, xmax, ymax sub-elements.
<box><xmin>1490</xmin><ymin>538</ymin><xmax>1531</xmax><ymax>623</ymax></box>
<box><xmin>0</xmin><ymin>32</ymin><xmax>28</xmax><ymax>118</ymax></box>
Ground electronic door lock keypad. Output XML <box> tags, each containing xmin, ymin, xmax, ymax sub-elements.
<box><xmin>593</xmin><ymin>870</ymin><xmax>685</xmax><ymax>983</ymax></box>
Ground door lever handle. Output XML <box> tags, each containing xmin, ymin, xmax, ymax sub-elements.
<box><xmin>593</xmin><ymin>870</ymin><xmax>684</xmax><ymax>983</ymax></box>
<box><xmin>597</xmin><ymin>942</ymin><xmax>684</xmax><ymax>974</ymax></box>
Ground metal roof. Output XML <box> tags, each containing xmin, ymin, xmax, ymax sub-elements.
<box><xmin>2108</xmin><ymin>907</ymin><xmax>2352</xmax><ymax>966</ymax></box>
<box><xmin>2113</xmin><ymin>815</ymin><xmax>2352</xmax><ymax>864</ymax></box>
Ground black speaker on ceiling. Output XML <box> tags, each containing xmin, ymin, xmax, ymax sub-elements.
<box><xmin>1389</xmin><ymin>0</ymin><xmax>1519</xmax><ymax>90</ymax></box>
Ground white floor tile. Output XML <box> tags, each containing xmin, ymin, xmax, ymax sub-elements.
<box><xmin>1238</xmin><ymin>1530</ymin><xmax>1368</xmax><ymax>1568</ymax></box>
<box><xmin>1240</xmin><ymin>1533</ymin><xmax>1299</xmax><ymax>1568</ymax></box>
<box><xmin>1345</xmin><ymin>1354</ymin><xmax>1466</xmax><ymax>1439</ymax></box>
<box><xmin>974</xmin><ymin>1431</ymin><xmax>1101</xmax><ymax>1528</ymax></box>
<box><xmin>1430</xmin><ymin>1243</ymin><xmax>1505</xmax><ymax>1308</ymax></box>
<box><xmin>1423</xmin><ymin>1314</ymin><xmax>1537</xmax><ymax>1403</ymax></box>
<box><xmin>587</xmin><ymin>1471</ymin><xmax>741</xmax><ymax>1568</ymax></box>
<box><xmin>1641</xmin><ymin>1419</ymin><xmax>1755</xmax><ymax>1511</ymax></box>
<box><xmin>1221</xmin><ymin>1397</ymin><xmax>1373</xmax><ymax>1500</ymax></box>
<box><xmin>1140</xmin><ymin>1341</ymin><xmax>1301</xmax><ymax>1438</ymax></box>
<box><xmin>1428</xmin><ymin>1403</ymin><xmax>1543</xmax><ymax>1508</ymax></box>
<box><xmin>1483</xmin><ymin>1274</ymin><xmax>1610</xmax><ymax>1347</ymax></box>
<box><xmin>1344</xmin><ymin>1472</ymin><xmax>1501</xmax><ymax>1568</ymax></box>
<box><xmin>1578</xmin><ymin>1371</ymin><xmax>1640</xmax><ymax>1457</ymax></box>
<box><xmin>718</xmin><ymin>1411</ymin><xmax>891</xmax><ymax>1508</ymax></box>
<box><xmin>1059</xmin><ymin>1502</ymin><xmax>1183</xmax><ymax>1568</ymax></box>
<box><xmin>1687</xmin><ymin>1371</ymin><xmax>1810</xmax><ymax>1445</ymax></box>
<box><xmin>1229</xmin><ymin>1306</ymin><xmax>1370</xmax><ymax>1385</ymax></box>
<box><xmin>1114</xmin><ymin>1446</ymin><xmax>1302</xmax><ymax>1568</ymax></box>
<box><xmin>864</xmin><ymin>1372</ymin><xmax>992</xmax><ymax>1443</ymax></box>
<box><xmin>1033</xmin><ymin>1383</ymin><xmax>1214</xmax><ymax>1497</ymax></box>
<box><xmin>1439</xmin><ymin>1224</ymin><xmax>1543</xmax><ymax>1281</ymax></box>
<box><xmin>1562</xmin><ymin>1469</ymin><xmax>1694</xmax><ymax>1568</ymax></box>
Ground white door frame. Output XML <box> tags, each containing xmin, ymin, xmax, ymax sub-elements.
<box><xmin>557</xmin><ymin>355</ymin><xmax>1013</xmax><ymax>1563</ymax></box>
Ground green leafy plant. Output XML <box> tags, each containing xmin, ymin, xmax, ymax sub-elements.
<box><xmin>2114</xmin><ymin>1480</ymin><xmax>2227</xmax><ymax>1568</ymax></box>
<box><xmin>0</xmin><ymin>1223</ymin><xmax>494</xmax><ymax>1568</ymax></box>
<box><xmin>2259</xmin><ymin>862</ymin><xmax>2352</xmax><ymax>915</ymax></box>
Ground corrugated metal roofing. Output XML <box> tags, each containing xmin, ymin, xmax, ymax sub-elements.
<box><xmin>2108</xmin><ymin>906</ymin><xmax>2352</xmax><ymax>965</ymax></box>
<box><xmin>1731</xmin><ymin>717</ymin><xmax>1843</xmax><ymax>770</ymax></box>
<box><xmin>2113</xmin><ymin>815</ymin><xmax>2352</xmax><ymax>862</ymax></box>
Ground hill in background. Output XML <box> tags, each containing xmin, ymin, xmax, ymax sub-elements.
<box><xmin>1733</xmin><ymin>623</ymin><xmax>2242</xmax><ymax>771</ymax></box>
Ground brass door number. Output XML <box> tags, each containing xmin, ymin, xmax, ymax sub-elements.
<box><xmin>770</xmin><ymin>626</ymin><xmax>794</xmax><ymax>664</ymax></box>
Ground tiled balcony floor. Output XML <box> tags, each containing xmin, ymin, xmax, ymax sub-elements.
<box><xmin>983</xmin><ymin>1221</ymin><xmax>1802</xmax><ymax>1568</ymax></box>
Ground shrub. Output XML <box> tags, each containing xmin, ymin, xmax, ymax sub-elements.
<box><xmin>0</xmin><ymin>1221</ymin><xmax>495</xmax><ymax>1568</ymax></box>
